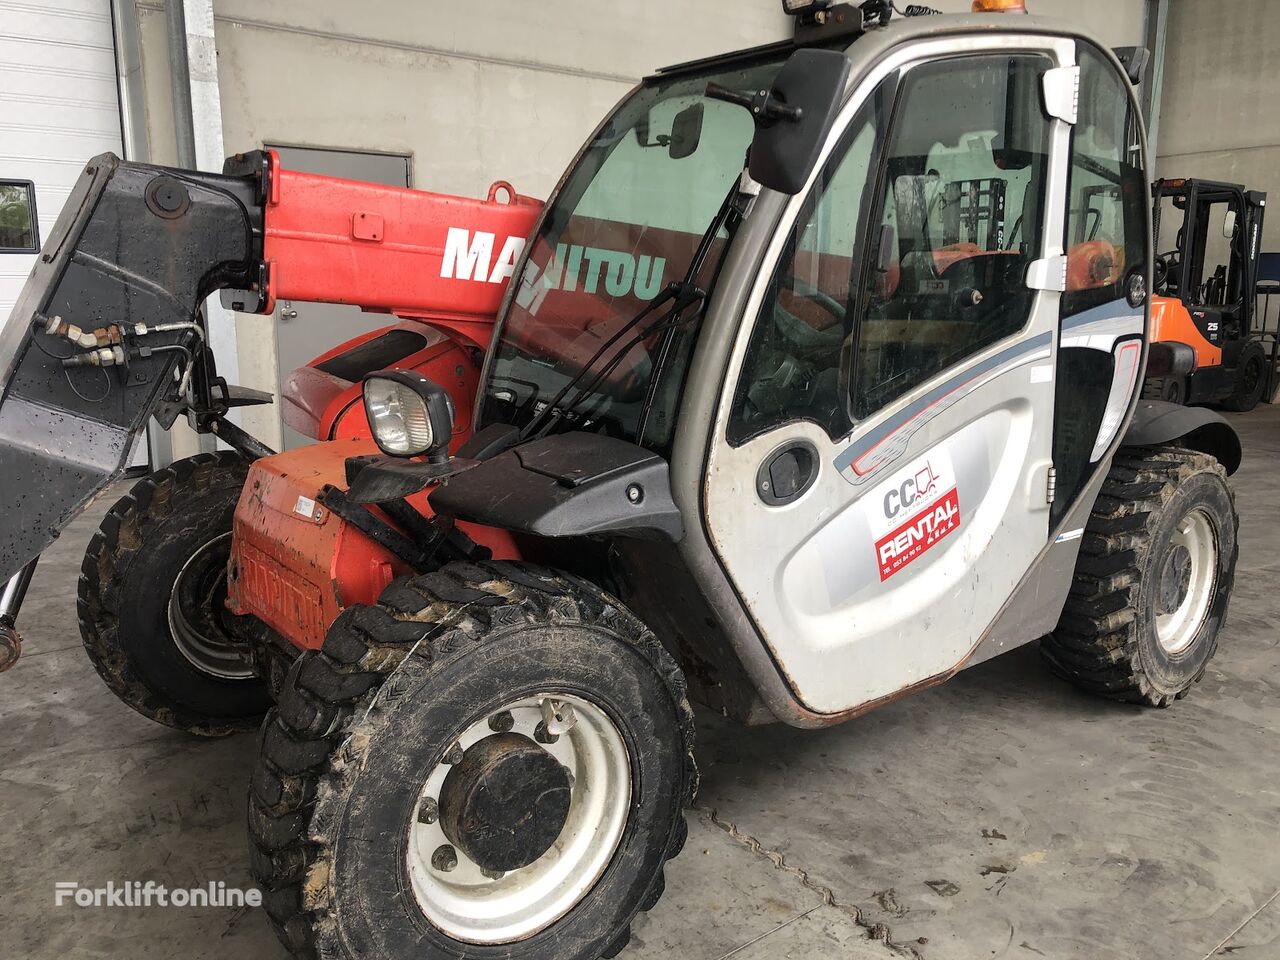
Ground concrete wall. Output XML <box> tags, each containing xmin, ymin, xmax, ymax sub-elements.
<box><xmin>1156</xmin><ymin>0</ymin><xmax>1280</xmax><ymax>228</ymax></box>
<box><xmin>925</xmin><ymin>0</ymin><xmax>1146</xmax><ymax>47</ymax></box>
<box><xmin>124</xmin><ymin>0</ymin><xmax>1148</xmax><ymax>450</ymax></box>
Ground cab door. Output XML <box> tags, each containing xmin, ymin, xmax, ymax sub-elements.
<box><xmin>702</xmin><ymin>36</ymin><xmax>1077</xmax><ymax>716</ymax></box>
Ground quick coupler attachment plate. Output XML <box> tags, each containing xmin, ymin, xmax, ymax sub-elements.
<box><xmin>0</xmin><ymin>154</ymin><xmax>264</xmax><ymax>582</ymax></box>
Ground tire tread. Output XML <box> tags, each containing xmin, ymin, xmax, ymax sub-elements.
<box><xmin>1042</xmin><ymin>445</ymin><xmax>1237</xmax><ymax>707</ymax></box>
<box><xmin>249</xmin><ymin>561</ymin><xmax>696</xmax><ymax>960</ymax></box>
<box><xmin>76</xmin><ymin>451</ymin><xmax>259</xmax><ymax>736</ymax></box>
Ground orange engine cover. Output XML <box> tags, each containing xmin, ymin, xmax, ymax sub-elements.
<box><xmin>226</xmin><ymin>439</ymin><xmax>520</xmax><ymax>651</ymax></box>
<box><xmin>1150</xmin><ymin>295</ymin><xmax>1222</xmax><ymax>369</ymax></box>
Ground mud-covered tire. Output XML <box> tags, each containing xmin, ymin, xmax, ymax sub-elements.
<box><xmin>1220</xmin><ymin>342</ymin><xmax>1268</xmax><ymax>412</ymax></box>
<box><xmin>249</xmin><ymin>560</ymin><xmax>696</xmax><ymax>960</ymax></box>
<box><xmin>1042</xmin><ymin>447</ymin><xmax>1238</xmax><ymax>707</ymax></box>
<box><xmin>77</xmin><ymin>451</ymin><xmax>270</xmax><ymax>735</ymax></box>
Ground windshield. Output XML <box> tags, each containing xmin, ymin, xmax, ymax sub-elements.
<box><xmin>479</xmin><ymin>53</ymin><xmax>791</xmax><ymax>452</ymax></box>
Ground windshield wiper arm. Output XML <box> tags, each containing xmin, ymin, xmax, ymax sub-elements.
<box><xmin>518</xmin><ymin>281</ymin><xmax>705</xmax><ymax>441</ymax></box>
<box><xmin>517</xmin><ymin>181</ymin><xmax>743</xmax><ymax>442</ymax></box>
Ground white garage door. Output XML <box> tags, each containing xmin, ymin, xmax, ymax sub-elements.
<box><xmin>0</xmin><ymin>0</ymin><xmax>122</xmax><ymax>321</ymax></box>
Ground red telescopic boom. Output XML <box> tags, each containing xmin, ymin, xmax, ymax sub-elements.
<box><xmin>257</xmin><ymin>150</ymin><xmax>542</xmax><ymax>350</ymax></box>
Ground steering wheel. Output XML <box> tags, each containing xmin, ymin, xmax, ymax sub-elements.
<box><xmin>783</xmin><ymin>275</ymin><xmax>847</xmax><ymax>322</ymax></box>
<box><xmin>1153</xmin><ymin>250</ymin><xmax>1179</xmax><ymax>291</ymax></box>
<box><xmin>774</xmin><ymin>275</ymin><xmax>847</xmax><ymax>358</ymax></box>
<box><xmin>737</xmin><ymin>275</ymin><xmax>847</xmax><ymax>425</ymax></box>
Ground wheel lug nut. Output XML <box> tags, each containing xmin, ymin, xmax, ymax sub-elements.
<box><xmin>482</xmin><ymin>867</ymin><xmax>505</xmax><ymax>881</ymax></box>
<box><xmin>443</xmin><ymin>742</ymin><xmax>464</xmax><ymax>765</ymax></box>
<box><xmin>534</xmin><ymin>721</ymin><xmax>559</xmax><ymax>745</ymax></box>
<box><xmin>432</xmin><ymin>844</ymin><xmax>458</xmax><ymax>872</ymax></box>
<box><xmin>417</xmin><ymin>798</ymin><xmax>439</xmax><ymax>825</ymax></box>
<box><xmin>488</xmin><ymin>711</ymin><xmax>514</xmax><ymax>733</ymax></box>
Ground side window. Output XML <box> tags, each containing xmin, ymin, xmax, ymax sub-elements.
<box><xmin>852</xmin><ymin>54</ymin><xmax>1053</xmax><ymax>420</ymax></box>
<box><xmin>727</xmin><ymin>84</ymin><xmax>891</xmax><ymax>445</ymax></box>
<box><xmin>1061</xmin><ymin>46</ymin><xmax>1146</xmax><ymax>318</ymax></box>
<box><xmin>1052</xmin><ymin>46</ymin><xmax>1147</xmax><ymax>527</ymax></box>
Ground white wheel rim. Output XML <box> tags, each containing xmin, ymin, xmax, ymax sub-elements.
<box><xmin>1155</xmin><ymin>508</ymin><xmax>1218</xmax><ymax>656</ymax></box>
<box><xmin>167</xmin><ymin>532</ymin><xmax>255</xmax><ymax>680</ymax></box>
<box><xmin>406</xmin><ymin>693</ymin><xmax>631</xmax><ymax>944</ymax></box>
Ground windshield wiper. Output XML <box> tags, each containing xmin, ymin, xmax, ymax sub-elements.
<box><xmin>517</xmin><ymin>181</ymin><xmax>744</xmax><ymax>442</ymax></box>
<box><xmin>517</xmin><ymin>281</ymin><xmax>705</xmax><ymax>441</ymax></box>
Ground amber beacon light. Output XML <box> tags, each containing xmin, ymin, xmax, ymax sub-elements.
<box><xmin>972</xmin><ymin>0</ymin><xmax>1028</xmax><ymax>11</ymax></box>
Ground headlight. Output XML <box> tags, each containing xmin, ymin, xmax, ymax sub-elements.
<box><xmin>364</xmin><ymin>378</ymin><xmax>433</xmax><ymax>455</ymax></box>
<box><xmin>362</xmin><ymin>371</ymin><xmax>455</xmax><ymax>460</ymax></box>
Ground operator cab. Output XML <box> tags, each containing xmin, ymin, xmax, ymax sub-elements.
<box><xmin>438</xmin><ymin>5</ymin><xmax>1156</xmax><ymax>720</ymax></box>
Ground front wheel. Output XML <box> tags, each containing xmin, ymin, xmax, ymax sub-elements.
<box><xmin>1042</xmin><ymin>447</ymin><xmax>1238</xmax><ymax>706</ymax></box>
<box><xmin>249</xmin><ymin>561</ymin><xmax>695</xmax><ymax>960</ymax></box>
<box><xmin>78</xmin><ymin>451</ymin><xmax>271</xmax><ymax>735</ymax></box>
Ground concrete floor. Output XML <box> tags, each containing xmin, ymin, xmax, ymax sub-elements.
<box><xmin>4</xmin><ymin>408</ymin><xmax>1280</xmax><ymax>960</ymax></box>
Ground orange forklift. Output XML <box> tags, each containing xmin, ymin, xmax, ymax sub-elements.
<box><xmin>1145</xmin><ymin>177</ymin><xmax>1270</xmax><ymax>410</ymax></box>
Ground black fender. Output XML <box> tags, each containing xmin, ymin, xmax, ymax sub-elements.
<box><xmin>1123</xmin><ymin>400</ymin><xmax>1242</xmax><ymax>475</ymax></box>
<box><xmin>429</xmin><ymin>432</ymin><xmax>684</xmax><ymax>542</ymax></box>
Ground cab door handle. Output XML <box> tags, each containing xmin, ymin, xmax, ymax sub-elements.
<box><xmin>757</xmin><ymin>440</ymin><xmax>819</xmax><ymax>506</ymax></box>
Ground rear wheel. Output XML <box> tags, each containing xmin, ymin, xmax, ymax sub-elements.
<box><xmin>1220</xmin><ymin>342</ymin><xmax>1267</xmax><ymax>412</ymax></box>
<box><xmin>1142</xmin><ymin>376</ymin><xmax>1185</xmax><ymax>404</ymax></box>
<box><xmin>1042</xmin><ymin>447</ymin><xmax>1237</xmax><ymax>706</ymax></box>
<box><xmin>78</xmin><ymin>451</ymin><xmax>270</xmax><ymax>735</ymax></box>
<box><xmin>249</xmin><ymin>561</ymin><xmax>695</xmax><ymax>960</ymax></box>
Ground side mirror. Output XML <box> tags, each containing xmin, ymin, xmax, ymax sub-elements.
<box><xmin>634</xmin><ymin>102</ymin><xmax>704</xmax><ymax>159</ymax></box>
<box><xmin>1112</xmin><ymin>46</ymin><xmax>1151</xmax><ymax>86</ymax></box>
<box><xmin>1223</xmin><ymin>209</ymin><xmax>1238</xmax><ymax>239</ymax></box>
<box><xmin>668</xmin><ymin>103</ymin><xmax>704</xmax><ymax>160</ymax></box>
<box><xmin>0</xmin><ymin>180</ymin><xmax>39</xmax><ymax>253</ymax></box>
<box><xmin>708</xmin><ymin>48</ymin><xmax>851</xmax><ymax>195</ymax></box>
<box><xmin>749</xmin><ymin>49</ymin><xmax>850</xmax><ymax>194</ymax></box>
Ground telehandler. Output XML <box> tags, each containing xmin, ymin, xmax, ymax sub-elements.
<box><xmin>0</xmin><ymin>2</ymin><xmax>1244</xmax><ymax>957</ymax></box>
